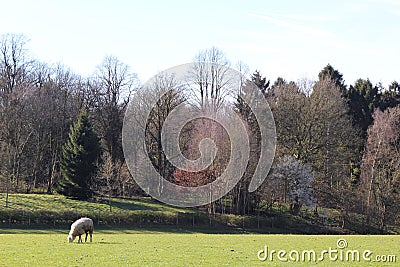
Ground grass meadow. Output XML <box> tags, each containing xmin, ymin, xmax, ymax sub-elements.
<box><xmin>0</xmin><ymin>230</ymin><xmax>398</xmax><ymax>266</ymax></box>
<box><xmin>1</xmin><ymin>194</ymin><xmax>399</xmax><ymax>266</ymax></box>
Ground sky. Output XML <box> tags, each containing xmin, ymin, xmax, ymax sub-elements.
<box><xmin>1</xmin><ymin>0</ymin><xmax>399</xmax><ymax>87</ymax></box>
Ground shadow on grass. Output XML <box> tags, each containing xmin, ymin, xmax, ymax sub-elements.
<box><xmin>107</xmin><ymin>199</ymin><xmax>158</xmax><ymax>211</ymax></box>
<box><xmin>3</xmin><ymin>194</ymin><xmax>164</xmax><ymax>212</ymax></box>
<box><xmin>0</xmin><ymin>224</ymin><xmax>295</xmax><ymax>235</ymax></box>
<box><xmin>0</xmin><ymin>228</ymin><xmax>67</xmax><ymax>234</ymax></box>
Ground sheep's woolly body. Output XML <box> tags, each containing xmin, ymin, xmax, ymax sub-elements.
<box><xmin>68</xmin><ymin>217</ymin><xmax>93</xmax><ymax>243</ymax></box>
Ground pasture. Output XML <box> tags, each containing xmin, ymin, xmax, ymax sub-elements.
<box><xmin>0</xmin><ymin>230</ymin><xmax>398</xmax><ymax>266</ymax></box>
<box><xmin>1</xmin><ymin>194</ymin><xmax>399</xmax><ymax>265</ymax></box>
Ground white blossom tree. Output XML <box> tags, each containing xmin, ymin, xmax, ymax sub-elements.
<box><xmin>266</xmin><ymin>156</ymin><xmax>315</xmax><ymax>214</ymax></box>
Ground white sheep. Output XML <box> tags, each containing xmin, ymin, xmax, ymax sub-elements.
<box><xmin>68</xmin><ymin>217</ymin><xmax>94</xmax><ymax>243</ymax></box>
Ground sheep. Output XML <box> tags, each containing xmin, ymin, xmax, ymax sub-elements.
<box><xmin>68</xmin><ymin>217</ymin><xmax>94</xmax><ymax>243</ymax></box>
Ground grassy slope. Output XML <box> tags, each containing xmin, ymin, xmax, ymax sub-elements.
<box><xmin>0</xmin><ymin>194</ymin><xmax>321</xmax><ymax>233</ymax></box>
<box><xmin>0</xmin><ymin>193</ymin><xmax>187</xmax><ymax>213</ymax></box>
<box><xmin>0</xmin><ymin>193</ymin><xmax>397</xmax><ymax>234</ymax></box>
<box><xmin>0</xmin><ymin>194</ymin><xmax>196</xmax><ymax>228</ymax></box>
<box><xmin>0</xmin><ymin>232</ymin><xmax>398</xmax><ymax>266</ymax></box>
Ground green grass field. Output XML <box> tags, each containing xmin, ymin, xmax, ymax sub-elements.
<box><xmin>0</xmin><ymin>230</ymin><xmax>398</xmax><ymax>266</ymax></box>
<box><xmin>0</xmin><ymin>194</ymin><xmax>399</xmax><ymax>266</ymax></box>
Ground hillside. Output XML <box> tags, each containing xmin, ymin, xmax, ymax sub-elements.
<box><xmin>1</xmin><ymin>193</ymin><xmax>390</xmax><ymax>234</ymax></box>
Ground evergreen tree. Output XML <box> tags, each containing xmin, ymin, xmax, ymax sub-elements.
<box><xmin>251</xmin><ymin>70</ymin><xmax>270</xmax><ymax>96</ymax></box>
<box><xmin>232</xmin><ymin>70</ymin><xmax>269</xmax><ymax>215</ymax></box>
<box><xmin>347</xmin><ymin>79</ymin><xmax>380</xmax><ymax>135</ymax></box>
<box><xmin>380</xmin><ymin>81</ymin><xmax>400</xmax><ymax>110</ymax></box>
<box><xmin>318</xmin><ymin>64</ymin><xmax>346</xmax><ymax>95</ymax></box>
<box><xmin>57</xmin><ymin>110</ymin><xmax>101</xmax><ymax>200</ymax></box>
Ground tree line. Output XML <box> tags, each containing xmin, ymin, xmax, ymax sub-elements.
<box><xmin>0</xmin><ymin>33</ymin><xmax>399</xmax><ymax>232</ymax></box>
<box><xmin>0</xmin><ymin>34</ymin><xmax>137</xmax><ymax>200</ymax></box>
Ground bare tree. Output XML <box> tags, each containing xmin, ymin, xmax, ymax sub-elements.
<box><xmin>96</xmin><ymin>152</ymin><xmax>117</xmax><ymax>211</ymax></box>
<box><xmin>26</xmin><ymin>64</ymin><xmax>84</xmax><ymax>193</ymax></box>
<box><xmin>361</xmin><ymin>106</ymin><xmax>400</xmax><ymax>231</ymax></box>
<box><xmin>0</xmin><ymin>34</ymin><xmax>34</xmax><ymax>206</ymax></box>
<box><xmin>0</xmin><ymin>34</ymin><xmax>31</xmax><ymax>95</ymax></box>
<box><xmin>310</xmin><ymin>78</ymin><xmax>362</xmax><ymax>226</ymax></box>
<box><xmin>89</xmin><ymin>56</ymin><xmax>137</xmax><ymax>161</ymax></box>
<box><xmin>268</xmin><ymin>77</ymin><xmax>362</xmax><ymax>223</ymax></box>
<box><xmin>143</xmin><ymin>73</ymin><xmax>186</xmax><ymax>195</ymax></box>
<box><xmin>88</xmin><ymin>56</ymin><xmax>137</xmax><ymax>196</ymax></box>
<box><xmin>189</xmin><ymin>47</ymin><xmax>231</xmax><ymax>112</ymax></box>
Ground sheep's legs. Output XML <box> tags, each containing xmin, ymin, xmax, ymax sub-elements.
<box><xmin>84</xmin><ymin>231</ymin><xmax>92</xmax><ymax>242</ymax></box>
<box><xmin>78</xmin><ymin>235</ymin><xmax>82</xmax><ymax>243</ymax></box>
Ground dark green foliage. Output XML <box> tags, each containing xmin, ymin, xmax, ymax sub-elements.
<box><xmin>380</xmin><ymin>81</ymin><xmax>400</xmax><ymax>110</ymax></box>
<box><xmin>272</xmin><ymin>77</ymin><xmax>286</xmax><ymax>88</ymax></box>
<box><xmin>345</xmin><ymin>79</ymin><xmax>400</xmax><ymax>139</ymax></box>
<box><xmin>319</xmin><ymin>64</ymin><xmax>400</xmax><ymax>142</ymax></box>
<box><xmin>57</xmin><ymin>110</ymin><xmax>101</xmax><ymax>200</ymax></box>
<box><xmin>318</xmin><ymin>64</ymin><xmax>346</xmax><ymax>95</ymax></box>
<box><xmin>347</xmin><ymin>79</ymin><xmax>380</xmax><ymax>135</ymax></box>
<box><xmin>251</xmin><ymin>70</ymin><xmax>270</xmax><ymax>96</ymax></box>
<box><xmin>330</xmin><ymin>74</ymin><xmax>400</xmax><ymax>139</ymax></box>
<box><xmin>232</xmin><ymin>70</ymin><xmax>270</xmax><ymax>215</ymax></box>
<box><xmin>235</xmin><ymin>70</ymin><xmax>269</xmax><ymax>128</ymax></box>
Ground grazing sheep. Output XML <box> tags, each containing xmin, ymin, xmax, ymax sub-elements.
<box><xmin>68</xmin><ymin>217</ymin><xmax>93</xmax><ymax>243</ymax></box>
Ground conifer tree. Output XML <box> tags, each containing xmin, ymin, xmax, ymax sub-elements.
<box><xmin>57</xmin><ymin>110</ymin><xmax>101</xmax><ymax>200</ymax></box>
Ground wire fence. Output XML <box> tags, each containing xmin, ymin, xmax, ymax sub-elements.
<box><xmin>0</xmin><ymin>207</ymin><xmax>296</xmax><ymax>230</ymax></box>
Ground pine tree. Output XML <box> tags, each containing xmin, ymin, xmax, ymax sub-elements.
<box><xmin>318</xmin><ymin>64</ymin><xmax>346</xmax><ymax>95</ymax></box>
<box><xmin>57</xmin><ymin>110</ymin><xmax>101</xmax><ymax>200</ymax></box>
<box><xmin>232</xmin><ymin>70</ymin><xmax>269</xmax><ymax>215</ymax></box>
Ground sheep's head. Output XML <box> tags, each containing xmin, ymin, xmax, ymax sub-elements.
<box><xmin>68</xmin><ymin>235</ymin><xmax>75</xmax><ymax>243</ymax></box>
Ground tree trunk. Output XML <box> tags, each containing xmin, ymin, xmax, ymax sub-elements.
<box><xmin>5</xmin><ymin>177</ymin><xmax>9</xmax><ymax>208</ymax></box>
<box><xmin>47</xmin><ymin>150</ymin><xmax>58</xmax><ymax>194</ymax></box>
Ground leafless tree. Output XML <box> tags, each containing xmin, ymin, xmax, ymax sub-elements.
<box><xmin>268</xmin><ymin>77</ymin><xmax>361</xmax><ymax>223</ymax></box>
<box><xmin>27</xmin><ymin>64</ymin><xmax>84</xmax><ymax>193</ymax></box>
<box><xmin>87</xmin><ymin>56</ymin><xmax>137</xmax><ymax>195</ymax></box>
<box><xmin>143</xmin><ymin>73</ymin><xmax>186</xmax><ymax>195</ymax></box>
<box><xmin>189</xmin><ymin>47</ymin><xmax>232</xmax><ymax>112</ymax></box>
<box><xmin>89</xmin><ymin>56</ymin><xmax>137</xmax><ymax>161</ymax></box>
<box><xmin>0</xmin><ymin>34</ymin><xmax>35</xmax><ymax>206</ymax></box>
<box><xmin>95</xmin><ymin>152</ymin><xmax>117</xmax><ymax>211</ymax></box>
<box><xmin>361</xmin><ymin>106</ymin><xmax>400</xmax><ymax>231</ymax></box>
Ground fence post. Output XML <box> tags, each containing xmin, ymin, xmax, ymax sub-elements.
<box><xmin>192</xmin><ymin>213</ymin><xmax>195</xmax><ymax>227</ymax></box>
<box><xmin>97</xmin><ymin>209</ymin><xmax>100</xmax><ymax>225</ymax></box>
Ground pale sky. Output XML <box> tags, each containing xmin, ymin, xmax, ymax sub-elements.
<box><xmin>1</xmin><ymin>0</ymin><xmax>399</xmax><ymax>87</ymax></box>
